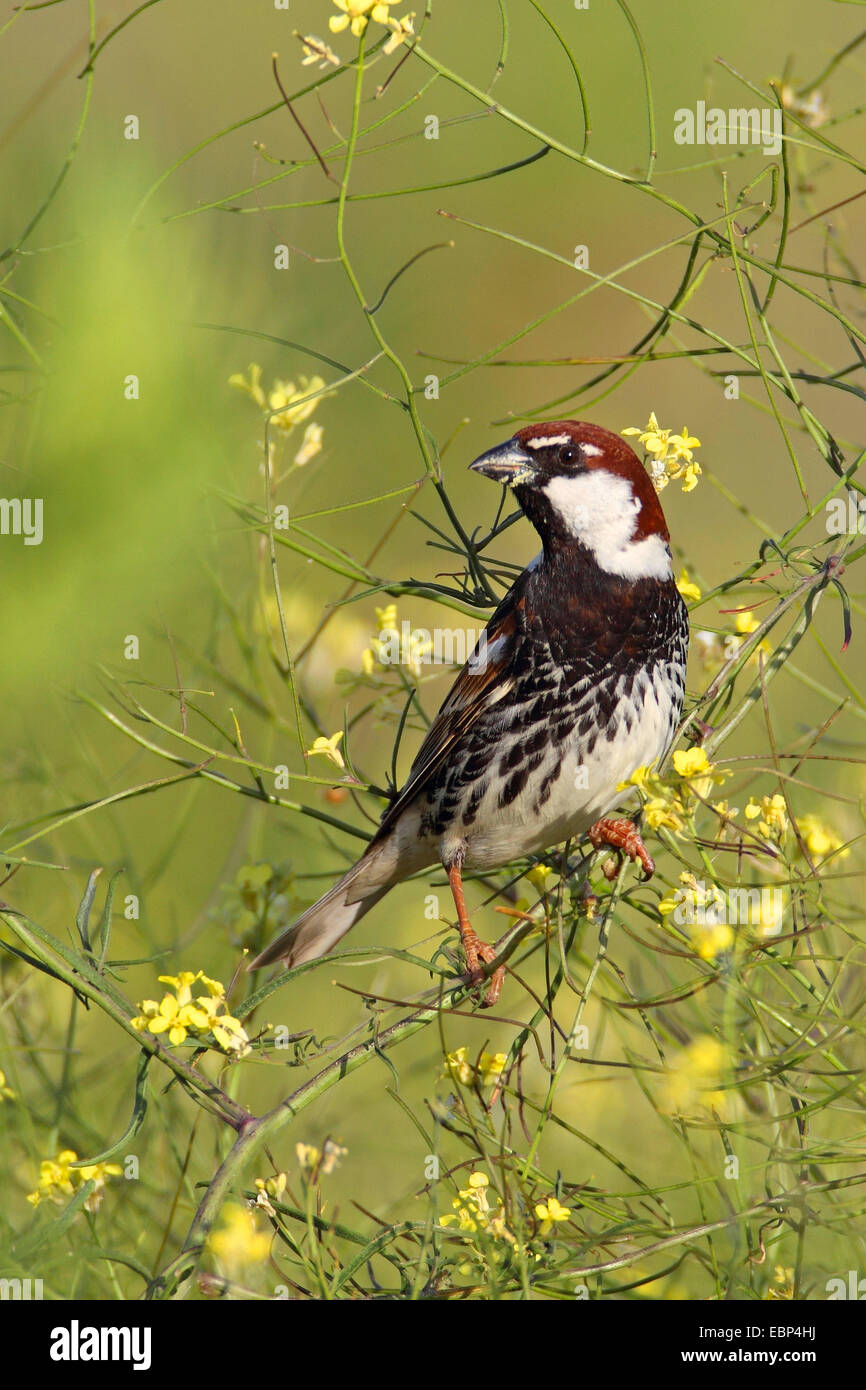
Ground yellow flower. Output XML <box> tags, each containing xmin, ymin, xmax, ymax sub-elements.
<box><xmin>643</xmin><ymin>796</ymin><xmax>685</xmax><ymax>833</ymax></box>
<box><xmin>0</xmin><ymin>1069</ymin><xmax>15</xmax><ymax>1102</ymax></box>
<box><xmin>442</xmin><ymin>1047</ymin><xmax>506</xmax><ymax>1088</ymax></box>
<box><xmin>745</xmin><ymin>794</ymin><xmax>788</xmax><ymax>841</ymax></box>
<box><xmin>620</xmin><ymin>764</ymin><xmax>686</xmax><ymax>834</ymax></box>
<box><xmin>442</xmin><ymin>1046</ymin><xmax>474</xmax><ymax>1086</ymax></box>
<box><xmin>328</xmin><ymin>0</ymin><xmax>410</xmax><ymax>44</ymax></box>
<box><xmin>689</xmin><ymin>919</ymin><xmax>735</xmax><ymax>962</ymax></box>
<box><xmin>207</xmin><ymin>1203</ymin><xmax>271</xmax><ymax>1275</ymax></box>
<box><xmin>681</xmin><ymin>462</ymin><xmax>702</xmax><ymax>493</ymax></box>
<box><xmin>440</xmin><ymin>1171</ymin><xmax>512</xmax><ymax>1239</ymax></box>
<box><xmin>383</xmin><ymin>11</ymin><xmax>414</xmax><ymax>52</ymax></box>
<box><xmin>254</xmin><ymin>1172</ymin><xmax>287</xmax><ymax>1216</ymax></box>
<box><xmin>307</xmin><ymin>731</ymin><xmax>345</xmax><ymax>769</ymax></box>
<box><xmin>295</xmin><ymin>1140</ymin><xmax>346</xmax><ymax>1177</ymax></box>
<box><xmin>662</xmin><ymin>1035</ymin><xmax>729</xmax><ymax>1115</ymax></box>
<box><xmin>300</xmin><ymin>34</ymin><xmax>341</xmax><ymax>67</ymax></box>
<box><xmin>525</xmin><ymin>864</ymin><xmax>554</xmax><ymax>893</ymax></box>
<box><xmin>620</xmin><ymin>763</ymin><xmax>659</xmax><ymax>796</ymax></box>
<box><xmin>132</xmin><ymin>992</ymin><xmax>198</xmax><ymax>1046</ymax></box>
<box><xmin>668</xmin><ymin>426</ymin><xmax>702</xmax><ymax>462</ymax></box>
<box><xmin>361</xmin><ymin>604</ymin><xmax>436</xmax><ymax>678</ymax></box>
<box><xmin>621</xmin><ymin>760</ymin><xmax>731</xmax><ymax>836</ymax></box>
<box><xmin>439</xmin><ymin>1205</ymin><xmax>481</xmax><ymax>1233</ymax></box>
<box><xmin>132</xmin><ymin>971</ymin><xmax>251</xmax><ymax>1057</ymax></box>
<box><xmin>260</xmin><ymin>1171</ymin><xmax>287</xmax><ymax>1200</ymax></box>
<box><xmin>26</xmin><ymin>1150</ymin><xmax>121</xmax><ymax>1212</ymax></box>
<box><xmin>26</xmin><ymin>1149</ymin><xmax>77</xmax><ymax>1207</ymax></box>
<box><xmin>673</xmin><ymin>747</ymin><xmax>711</xmax><ymax>779</ymax></box>
<box><xmin>796</xmin><ymin>813</ymin><xmax>847</xmax><ymax>862</ymax></box>
<box><xmin>623</xmin><ymin>411</ymin><xmax>670</xmax><ymax>457</ymax></box>
<box><xmin>375</xmin><ymin>603</ymin><xmax>398</xmax><ymax>633</ymax></box>
<box><xmin>329</xmin><ymin>0</ymin><xmax>375</xmax><ymax>36</ymax></box>
<box><xmin>198</xmin><ymin>972</ymin><xmax>227</xmax><ymax>999</ymax></box>
<box><xmin>676</xmin><ymin>569</ymin><xmax>701</xmax><ymax>602</ymax></box>
<box><xmin>75</xmin><ymin>1160</ymin><xmax>124</xmax><ymax>1212</ymax></box>
<box><xmin>535</xmin><ymin>1196</ymin><xmax>571</xmax><ymax>1235</ymax></box>
<box><xmin>294</xmin><ymin>422</ymin><xmax>324</xmax><ymax>466</ymax></box>
<box><xmin>229</xmin><ymin>363</ymin><xmax>329</xmax><ymax>436</ymax></box>
<box><xmin>229</xmin><ymin>362</ymin><xmax>266</xmax><ymax>409</ymax></box>
<box><xmin>768</xmin><ymin>1265</ymin><xmax>795</xmax><ymax>1300</ymax></box>
<box><xmin>623</xmin><ymin>412</ymin><xmax>703</xmax><ymax>492</ymax></box>
<box><xmin>268</xmin><ymin>375</ymin><xmax>326</xmax><ymax>432</ymax></box>
<box><xmin>296</xmin><ymin>1142</ymin><xmax>321</xmax><ymax>1175</ymax></box>
<box><xmin>672</xmin><ymin>747</ymin><xmax>731</xmax><ymax>801</ymax></box>
<box><xmin>478</xmin><ymin>1052</ymin><xmax>507</xmax><ymax>1086</ymax></box>
<box><xmin>195</xmin><ymin>995</ymin><xmax>251</xmax><ymax>1056</ymax></box>
<box><xmin>157</xmin><ymin>970</ymin><xmax>199</xmax><ymax>1006</ymax></box>
<box><xmin>658</xmin><ymin>874</ymin><xmax>734</xmax><ymax>959</ymax></box>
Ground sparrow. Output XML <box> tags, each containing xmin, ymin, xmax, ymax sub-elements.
<box><xmin>251</xmin><ymin>421</ymin><xmax>689</xmax><ymax>1004</ymax></box>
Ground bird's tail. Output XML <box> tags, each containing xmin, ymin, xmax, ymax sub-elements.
<box><xmin>247</xmin><ymin>850</ymin><xmax>390</xmax><ymax>972</ymax></box>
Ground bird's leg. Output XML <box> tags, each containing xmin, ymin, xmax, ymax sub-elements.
<box><xmin>446</xmin><ymin>859</ymin><xmax>505</xmax><ymax>1007</ymax></box>
<box><xmin>587</xmin><ymin>818</ymin><xmax>655</xmax><ymax>880</ymax></box>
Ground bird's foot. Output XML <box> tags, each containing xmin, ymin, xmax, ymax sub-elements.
<box><xmin>447</xmin><ymin>859</ymin><xmax>505</xmax><ymax>1007</ymax></box>
<box><xmin>463</xmin><ymin>932</ymin><xmax>505</xmax><ymax>1008</ymax></box>
<box><xmin>587</xmin><ymin>817</ymin><xmax>655</xmax><ymax>880</ymax></box>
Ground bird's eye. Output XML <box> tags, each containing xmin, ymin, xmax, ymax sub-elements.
<box><xmin>559</xmin><ymin>445</ymin><xmax>577</xmax><ymax>466</ymax></box>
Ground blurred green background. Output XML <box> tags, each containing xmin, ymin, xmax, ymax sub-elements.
<box><xmin>1</xmin><ymin>0</ymin><xmax>864</xmax><ymax>1297</ymax></box>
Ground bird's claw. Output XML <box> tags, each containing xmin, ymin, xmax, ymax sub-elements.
<box><xmin>466</xmin><ymin>937</ymin><xmax>505</xmax><ymax>1008</ymax></box>
<box><xmin>588</xmin><ymin>817</ymin><xmax>655</xmax><ymax>880</ymax></box>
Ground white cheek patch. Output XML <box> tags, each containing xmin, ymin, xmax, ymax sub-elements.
<box><xmin>543</xmin><ymin>471</ymin><xmax>672</xmax><ymax>581</ymax></box>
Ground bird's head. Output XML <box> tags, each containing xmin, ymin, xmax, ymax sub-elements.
<box><xmin>470</xmin><ymin>420</ymin><xmax>673</xmax><ymax>582</ymax></box>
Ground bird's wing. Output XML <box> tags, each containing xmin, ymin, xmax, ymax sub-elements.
<box><xmin>375</xmin><ymin>580</ymin><xmax>527</xmax><ymax>838</ymax></box>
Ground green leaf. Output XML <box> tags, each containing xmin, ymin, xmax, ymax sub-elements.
<box><xmin>97</xmin><ymin>868</ymin><xmax>124</xmax><ymax>968</ymax></box>
<box><xmin>75</xmin><ymin>868</ymin><xmax>102</xmax><ymax>952</ymax></box>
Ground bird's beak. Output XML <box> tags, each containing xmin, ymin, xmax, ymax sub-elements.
<box><xmin>469</xmin><ymin>438</ymin><xmax>538</xmax><ymax>487</ymax></box>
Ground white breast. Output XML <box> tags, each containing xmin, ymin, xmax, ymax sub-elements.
<box><xmin>460</xmin><ymin>665</ymin><xmax>678</xmax><ymax>868</ymax></box>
